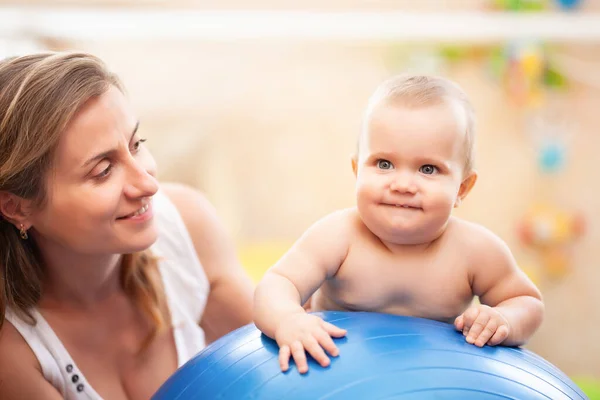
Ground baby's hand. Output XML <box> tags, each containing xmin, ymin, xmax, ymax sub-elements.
<box><xmin>454</xmin><ymin>304</ymin><xmax>510</xmax><ymax>347</ymax></box>
<box><xmin>274</xmin><ymin>313</ymin><xmax>347</xmax><ymax>374</ymax></box>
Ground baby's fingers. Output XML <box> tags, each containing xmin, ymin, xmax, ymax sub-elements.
<box><xmin>315</xmin><ymin>329</ymin><xmax>340</xmax><ymax>357</ymax></box>
<box><xmin>472</xmin><ymin>319</ymin><xmax>497</xmax><ymax>347</ymax></box>
<box><xmin>321</xmin><ymin>320</ymin><xmax>347</xmax><ymax>338</ymax></box>
<box><xmin>461</xmin><ymin>307</ymin><xmax>480</xmax><ymax>336</ymax></box>
<box><xmin>279</xmin><ymin>345</ymin><xmax>291</xmax><ymax>372</ymax></box>
<box><xmin>466</xmin><ymin>313</ymin><xmax>491</xmax><ymax>345</ymax></box>
<box><xmin>488</xmin><ymin>325</ymin><xmax>510</xmax><ymax>346</ymax></box>
<box><xmin>303</xmin><ymin>336</ymin><xmax>331</xmax><ymax>368</ymax></box>
<box><xmin>454</xmin><ymin>315</ymin><xmax>464</xmax><ymax>331</ymax></box>
<box><xmin>291</xmin><ymin>340</ymin><xmax>309</xmax><ymax>374</ymax></box>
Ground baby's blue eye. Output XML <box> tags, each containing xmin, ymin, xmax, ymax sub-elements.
<box><xmin>420</xmin><ymin>164</ymin><xmax>438</xmax><ymax>175</ymax></box>
<box><xmin>377</xmin><ymin>159</ymin><xmax>393</xmax><ymax>170</ymax></box>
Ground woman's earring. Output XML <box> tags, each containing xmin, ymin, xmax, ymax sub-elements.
<box><xmin>19</xmin><ymin>224</ymin><xmax>28</xmax><ymax>240</ymax></box>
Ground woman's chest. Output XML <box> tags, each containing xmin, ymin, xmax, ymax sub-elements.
<box><xmin>41</xmin><ymin>304</ymin><xmax>178</xmax><ymax>400</ymax></box>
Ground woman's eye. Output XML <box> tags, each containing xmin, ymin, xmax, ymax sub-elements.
<box><xmin>377</xmin><ymin>159</ymin><xmax>393</xmax><ymax>170</ymax></box>
<box><xmin>132</xmin><ymin>138</ymin><xmax>147</xmax><ymax>152</ymax></box>
<box><xmin>96</xmin><ymin>164</ymin><xmax>112</xmax><ymax>179</ymax></box>
<box><xmin>419</xmin><ymin>164</ymin><xmax>438</xmax><ymax>175</ymax></box>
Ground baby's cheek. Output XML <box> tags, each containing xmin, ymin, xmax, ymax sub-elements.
<box><xmin>425</xmin><ymin>191</ymin><xmax>455</xmax><ymax>211</ymax></box>
<box><xmin>355</xmin><ymin>181</ymin><xmax>374</xmax><ymax>200</ymax></box>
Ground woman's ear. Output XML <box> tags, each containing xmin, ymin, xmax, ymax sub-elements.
<box><xmin>0</xmin><ymin>191</ymin><xmax>34</xmax><ymax>227</ymax></box>
<box><xmin>455</xmin><ymin>170</ymin><xmax>478</xmax><ymax>208</ymax></box>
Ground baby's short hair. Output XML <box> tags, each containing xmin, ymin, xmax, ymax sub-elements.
<box><xmin>360</xmin><ymin>74</ymin><xmax>476</xmax><ymax>174</ymax></box>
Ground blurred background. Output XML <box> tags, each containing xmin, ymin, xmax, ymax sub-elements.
<box><xmin>1</xmin><ymin>0</ymin><xmax>599</xmax><ymax>396</ymax></box>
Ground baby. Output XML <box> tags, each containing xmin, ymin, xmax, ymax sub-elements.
<box><xmin>253</xmin><ymin>74</ymin><xmax>544</xmax><ymax>374</ymax></box>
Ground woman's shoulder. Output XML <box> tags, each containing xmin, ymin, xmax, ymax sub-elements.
<box><xmin>152</xmin><ymin>182</ymin><xmax>216</xmax><ymax>250</ymax></box>
<box><xmin>0</xmin><ymin>319</ymin><xmax>37</xmax><ymax>369</ymax></box>
<box><xmin>159</xmin><ymin>182</ymin><xmax>219</xmax><ymax>233</ymax></box>
<box><xmin>0</xmin><ymin>319</ymin><xmax>62</xmax><ymax>398</ymax></box>
<box><xmin>157</xmin><ymin>182</ymin><xmax>232</xmax><ymax>265</ymax></box>
<box><xmin>157</xmin><ymin>182</ymin><xmax>248</xmax><ymax>289</ymax></box>
<box><xmin>152</xmin><ymin>182</ymin><xmax>211</xmax><ymax>277</ymax></box>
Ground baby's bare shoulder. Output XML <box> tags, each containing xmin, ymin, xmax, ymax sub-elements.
<box><xmin>320</xmin><ymin>207</ymin><xmax>362</xmax><ymax>232</ymax></box>
<box><xmin>301</xmin><ymin>208</ymin><xmax>361</xmax><ymax>250</ymax></box>
<box><xmin>448</xmin><ymin>217</ymin><xmax>503</xmax><ymax>247</ymax></box>
<box><xmin>448</xmin><ymin>217</ymin><xmax>513</xmax><ymax>269</ymax></box>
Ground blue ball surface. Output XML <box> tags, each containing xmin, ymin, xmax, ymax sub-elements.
<box><xmin>153</xmin><ymin>311</ymin><xmax>586</xmax><ymax>399</ymax></box>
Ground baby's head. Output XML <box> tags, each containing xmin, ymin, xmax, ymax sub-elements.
<box><xmin>352</xmin><ymin>74</ymin><xmax>478</xmax><ymax>246</ymax></box>
<box><xmin>356</xmin><ymin>74</ymin><xmax>475</xmax><ymax>175</ymax></box>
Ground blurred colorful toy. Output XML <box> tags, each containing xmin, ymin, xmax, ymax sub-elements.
<box><xmin>495</xmin><ymin>42</ymin><xmax>545</xmax><ymax>107</ymax></box>
<box><xmin>538</xmin><ymin>137</ymin><xmax>566</xmax><ymax>173</ymax></box>
<box><xmin>556</xmin><ymin>0</ymin><xmax>583</xmax><ymax>10</ymax></box>
<box><xmin>489</xmin><ymin>42</ymin><xmax>567</xmax><ymax>108</ymax></box>
<box><xmin>517</xmin><ymin>203</ymin><xmax>585</xmax><ymax>278</ymax></box>
<box><xmin>527</xmin><ymin>113</ymin><xmax>571</xmax><ymax>174</ymax></box>
<box><xmin>518</xmin><ymin>203</ymin><xmax>584</xmax><ymax>247</ymax></box>
<box><xmin>492</xmin><ymin>0</ymin><xmax>547</xmax><ymax>11</ymax></box>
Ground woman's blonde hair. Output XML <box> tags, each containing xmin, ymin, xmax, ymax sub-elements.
<box><xmin>0</xmin><ymin>52</ymin><xmax>166</xmax><ymax>347</ymax></box>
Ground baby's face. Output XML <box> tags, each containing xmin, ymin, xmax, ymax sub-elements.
<box><xmin>354</xmin><ymin>101</ymin><xmax>470</xmax><ymax>245</ymax></box>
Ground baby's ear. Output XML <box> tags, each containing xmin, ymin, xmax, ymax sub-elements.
<box><xmin>351</xmin><ymin>155</ymin><xmax>358</xmax><ymax>177</ymax></box>
<box><xmin>455</xmin><ymin>170</ymin><xmax>478</xmax><ymax>207</ymax></box>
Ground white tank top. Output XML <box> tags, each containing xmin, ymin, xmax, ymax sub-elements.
<box><xmin>5</xmin><ymin>189</ymin><xmax>210</xmax><ymax>399</ymax></box>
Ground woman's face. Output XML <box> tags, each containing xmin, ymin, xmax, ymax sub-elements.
<box><xmin>28</xmin><ymin>85</ymin><xmax>159</xmax><ymax>256</ymax></box>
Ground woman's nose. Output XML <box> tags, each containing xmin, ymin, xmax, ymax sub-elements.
<box><xmin>124</xmin><ymin>159</ymin><xmax>159</xmax><ymax>199</ymax></box>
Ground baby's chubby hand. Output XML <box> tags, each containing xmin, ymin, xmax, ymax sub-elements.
<box><xmin>274</xmin><ymin>313</ymin><xmax>347</xmax><ymax>374</ymax></box>
<box><xmin>454</xmin><ymin>304</ymin><xmax>510</xmax><ymax>347</ymax></box>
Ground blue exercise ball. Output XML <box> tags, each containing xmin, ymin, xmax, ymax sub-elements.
<box><xmin>153</xmin><ymin>311</ymin><xmax>586</xmax><ymax>399</ymax></box>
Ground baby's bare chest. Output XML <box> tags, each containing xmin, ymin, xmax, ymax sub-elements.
<box><xmin>314</xmin><ymin>242</ymin><xmax>474</xmax><ymax>322</ymax></box>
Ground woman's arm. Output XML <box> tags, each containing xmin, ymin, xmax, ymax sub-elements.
<box><xmin>162</xmin><ymin>183</ymin><xmax>254</xmax><ymax>343</ymax></box>
<box><xmin>0</xmin><ymin>322</ymin><xmax>64</xmax><ymax>400</ymax></box>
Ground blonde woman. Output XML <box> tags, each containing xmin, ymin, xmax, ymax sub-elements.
<box><xmin>0</xmin><ymin>52</ymin><xmax>254</xmax><ymax>399</ymax></box>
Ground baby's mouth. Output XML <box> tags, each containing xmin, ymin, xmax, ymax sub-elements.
<box><xmin>382</xmin><ymin>202</ymin><xmax>422</xmax><ymax>210</ymax></box>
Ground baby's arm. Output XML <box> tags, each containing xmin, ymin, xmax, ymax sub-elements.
<box><xmin>455</xmin><ymin>226</ymin><xmax>544</xmax><ymax>347</ymax></box>
<box><xmin>254</xmin><ymin>210</ymin><xmax>352</xmax><ymax>373</ymax></box>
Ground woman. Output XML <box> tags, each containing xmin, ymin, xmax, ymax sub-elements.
<box><xmin>0</xmin><ymin>52</ymin><xmax>254</xmax><ymax>399</ymax></box>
